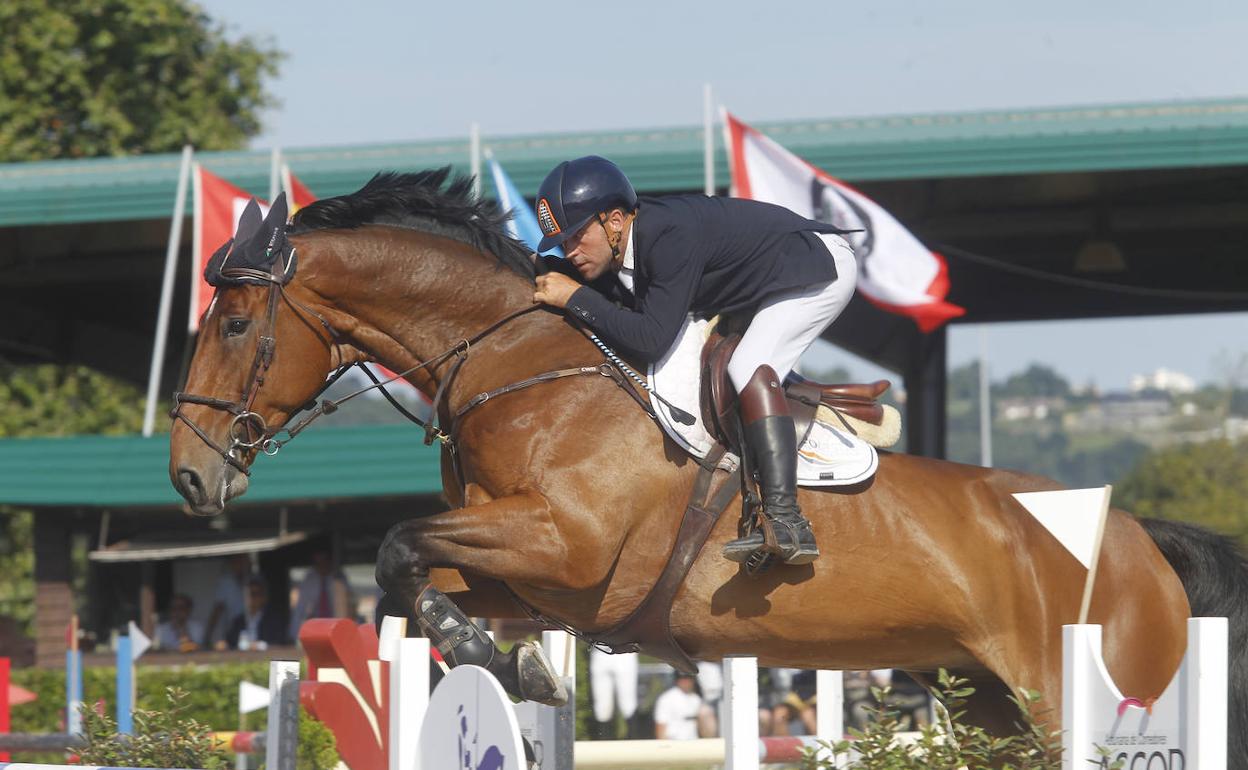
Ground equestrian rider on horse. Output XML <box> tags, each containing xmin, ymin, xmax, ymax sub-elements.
<box><xmin>531</xmin><ymin>156</ymin><xmax>858</xmax><ymax>567</ymax></box>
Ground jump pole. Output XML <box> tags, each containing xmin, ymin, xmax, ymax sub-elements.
<box><xmin>66</xmin><ymin>615</ymin><xmax>83</xmax><ymax>737</ymax></box>
<box><xmin>723</xmin><ymin>655</ymin><xmax>759</xmax><ymax>770</ymax></box>
<box><xmin>0</xmin><ymin>657</ymin><xmax>9</xmax><ymax>762</ymax></box>
<box><xmin>265</xmin><ymin>661</ymin><xmax>299</xmax><ymax>770</ymax></box>
<box><xmin>379</xmin><ymin>616</ymin><xmax>430</xmax><ymax>770</ymax></box>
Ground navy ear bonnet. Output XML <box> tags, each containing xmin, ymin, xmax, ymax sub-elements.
<box><xmin>204</xmin><ymin>192</ymin><xmax>297</xmax><ymax>287</ymax></box>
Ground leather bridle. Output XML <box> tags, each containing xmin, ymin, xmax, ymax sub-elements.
<box><xmin>170</xmin><ymin>265</ymin><xmax>656</xmax><ymax>482</ymax></box>
<box><xmin>171</xmin><ymin>268</ymin><xmax>290</xmax><ymax>476</ymax></box>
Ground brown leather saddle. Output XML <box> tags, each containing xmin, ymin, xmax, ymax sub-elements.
<box><xmin>701</xmin><ymin>329</ymin><xmax>890</xmax><ymax>457</ymax></box>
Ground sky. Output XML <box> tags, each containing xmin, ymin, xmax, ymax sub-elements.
<box><xmin>197</xmin><ymin>0</ymin><xmax>1248</xmax><ymax>391</ymax></box>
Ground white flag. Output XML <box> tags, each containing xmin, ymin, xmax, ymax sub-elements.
<box><xmin>1012</xmin><ymin>487</ymin><xmax>1112</xmax><ymax>569</ymax></box>
<box><xmin>723</xmin><ymin>111</ymin><xmax>964</xmax><ymax>333</ymax></box>
<box><xmin>127</xmin><ymin>621</ymin><xmax>152</xmax><ymax>661</ymax></box>
<box><xmin>239</xmin><ymin>680</ymin><xmax>271</xmax><ymax>714</ymax></box>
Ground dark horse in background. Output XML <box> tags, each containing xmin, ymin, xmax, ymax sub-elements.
<box><xmin>168</xmin><ymin>170</ymin><xmax>1248</xmax><ymax>762</ymax></box>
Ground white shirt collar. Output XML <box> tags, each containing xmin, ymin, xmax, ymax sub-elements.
<box><xmin>621</xmin><ymin>225</ymin><xmax>635</xmax><ymax>271</ymax></box>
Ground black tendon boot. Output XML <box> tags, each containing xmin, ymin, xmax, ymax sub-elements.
<box><xmin>414</xmin><ymin>585</ymin><xmax>568</xmax><ymax>706</ymax></box>
<box><xmin>721</xmin><ymin>366</ymin><xmax>820</xmax><ymax>566</ymax></box>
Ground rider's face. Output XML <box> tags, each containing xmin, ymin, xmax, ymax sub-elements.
<box><xmin>562</xmin><ymin>211</ymin><xmax>625</xmax><ymax>281</ymax></box>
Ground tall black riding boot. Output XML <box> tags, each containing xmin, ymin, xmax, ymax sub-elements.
<box><xmin>721</xmin><ymin>366</ymin><xmax>820</xmax><ymax>566</ymax></box>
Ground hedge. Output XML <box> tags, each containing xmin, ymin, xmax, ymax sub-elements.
<box><xmin>11</xmin><ymin>662</ymin><xmax>279</xmax><ymax>733</ymax></box>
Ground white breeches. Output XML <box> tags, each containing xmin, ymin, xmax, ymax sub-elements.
<box><xmin>589</xmin><ymin>649</ymin><xmax>639</xmax><ymax>721</ymax></box>
<box><xmin>727</xmin><ymin>233</ymin><xmax>858</xmax><ymax>392</ymax></box>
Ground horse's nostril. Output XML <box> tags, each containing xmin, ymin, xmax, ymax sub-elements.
<box><xmin>178</xmin><ymin>467</ymin><xmax>204</xmax><ymax>502</ymax></box>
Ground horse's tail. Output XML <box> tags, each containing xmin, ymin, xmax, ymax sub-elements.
<box><xmin>1139</xmin><ymin>517</ymin><xmax>1248</xmax><ymax>767</ymax></box>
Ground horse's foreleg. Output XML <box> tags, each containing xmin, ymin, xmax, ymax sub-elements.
<box><xmin>375</xmin><ymin>492</ymin><xmax>576</xmax><ymax>706</ymax></box>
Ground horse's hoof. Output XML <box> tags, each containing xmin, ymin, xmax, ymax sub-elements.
<box><xmin>513</xmin><ymin>640</ymin><xmax>569</xmax><ymax>706</ymax></box>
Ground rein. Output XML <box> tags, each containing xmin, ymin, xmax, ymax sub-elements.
<box><xmin>171</xmin><ymin>267</ymin><xmax>657</xmax><ymax>480</ymax></box>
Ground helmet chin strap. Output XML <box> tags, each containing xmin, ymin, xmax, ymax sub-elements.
<box><xmin>598</xmin><ymin>211</ymin><xmax>635</xmax><ymax>268</ymax></box>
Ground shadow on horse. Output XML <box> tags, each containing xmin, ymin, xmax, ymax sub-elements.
<box><xmin>168</xmin><ymin>170</ymin><xmax>1248</xmax><ymax>763</ymax></box>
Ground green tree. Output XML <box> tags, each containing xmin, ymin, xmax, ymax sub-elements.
<box><xmin>1116</xmin><ymin>440</ymin><xmax>1248</xmax><ymax>540</ymax></box>
<box><xmin>994</xmin><ymin>364</ymin><xmax>1072</xmax><ymax>400</ymax></box>
<box><xmin>0</xmin><ymin>0</ymin><xmax>281</xmax><ymax>161</ymax></box>
<box><xmin>0</xmin><ymin>363</ymin><xmax>146</xmax><ymax>437</ymax></box>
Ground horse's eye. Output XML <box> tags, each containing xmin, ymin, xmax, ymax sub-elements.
<box><xmin>225</xmin><ymin>318</ymin><xmax>250</xmax><ymax>337</ymax></box>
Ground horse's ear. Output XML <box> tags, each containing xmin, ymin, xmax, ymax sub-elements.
<box><xmin>235</xmin><ymin>198</ymin><xmax>265</xmax><ymax>243</ymax></box>
<box><xmin>264</xmin><ymin>192</ymin><xmax>289</xmax><ymax>234</ymax></box>
<box><xmin>260</xmin><ymin>192</ymin><xmax>297</xmax><ymax>283</ymax></box>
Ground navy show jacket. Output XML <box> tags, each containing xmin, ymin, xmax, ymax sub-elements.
<box><xmin>542</xmin><ymin>194</ymin><xmax>847</xmax><ymax>362</ymax></box>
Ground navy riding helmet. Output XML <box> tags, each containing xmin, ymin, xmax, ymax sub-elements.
<box><xmin>535</xmin><ymin>156</ymin><xmax>638</xmax><ymax>253</ymax></box>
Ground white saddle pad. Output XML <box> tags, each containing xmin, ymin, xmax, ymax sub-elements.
<box><xmin>648</xmin><ymin>316</ymin><xmax>878</xmax><ymax>488</ymax></box>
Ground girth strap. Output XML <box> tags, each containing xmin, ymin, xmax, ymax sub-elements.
<box><xmin>594</xmin><ymin>446</ymin><xmax>742</xmax><ymax>673</ymax></box>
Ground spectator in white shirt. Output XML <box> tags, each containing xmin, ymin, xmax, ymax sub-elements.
<box><xmin>653</xmin><ymin>672</ymin><xmax>713</xmax><ymax>740</ymax></box>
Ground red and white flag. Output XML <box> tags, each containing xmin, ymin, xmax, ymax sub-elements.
<box><xmin>723</xmin><ymin>112</ymin><xmax>964</xmax><ymax>333</ymax></box>
<box><xmin>190</xmin><ymin>166</ymin><xmax>267</xmax><ymax>331</ymax></box>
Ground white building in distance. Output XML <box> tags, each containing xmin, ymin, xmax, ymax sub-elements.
<box><xmin>1129</xmin><ymin>367</ymin><xmax>1197</xmax><ymax>395</ymax></box>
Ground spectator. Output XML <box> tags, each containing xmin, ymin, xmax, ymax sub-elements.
<box><xmin>843</xmin><ymin>669</ymin><xmax>878</xmax><ymax>731</ymax></box>
<box><xmin>588</xmin><ymin>648</ymin><xmax>640</xmax><ymax>739</ymax></box>
<box><xmin>226</xmin><ymin>577</ymin><xmax>288</xmax><ymax>650</ymax></box>
<box><xmin>696</xmin><ymin>661</ymin><xmax>723</xmax><ymax>737</ymax></box>
<box><xmin>757</xmin><ymin>667</ymin><xmax>791</xmax><ymax>735</ymax></box>
<box><xmin>203</xmin><ymin>554</ymin><xmax>253</xmax><ymax>648</ymax></box>
<box><xmin>653</xmin><ymin>672</ymin><xmax>712</xmax><ymax>740</ymax></box>
<box><xmin>771</xmin><ymin>669</ymin><xmax>817</xmax><ymax>736</ymax></box>
<box><xmin>290</xmin><ymin>549</ymin><xmax>353</xmax><ymax>637</ymax></box>
<box><xmin>878</xmin><ymin>669</ymin><xmax>931</xmax><ymax>730</ymax></box>
<box><xmin>155</xmin><ymin>594</ymin><xmax>203</xmax><ymax>652</ymax></box>
<box><xmin>843</xmin><ymin>669</ymin><xmax>930</xmax><ymax>730</ymax></box>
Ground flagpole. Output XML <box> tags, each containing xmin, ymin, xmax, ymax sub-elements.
<box><xmin>703</xmin><ymin>84</ymin><xmax>714</xmax><ymax>195</ymax></box>
<box><xmin>1077</xmin><ymin>485</ymin><xmax>1113</xmax><ymax>625</ymax></box>
<box><xmin>469</xmin><ymin>122</ymin><xmax>482</xmax><ymax>198</ymax></box>
<box><xmin>269</xmin><ymin>147</ymin><xmax>281</xmax><ymax>202</ymax></box>
<box><xmin>142</xmin><ymin>145</ymin><xmax>194</xmax><ymax>437</ymax></box>
<box><xmin>979</xmin><ymin>326</ymin><xmax>993</xmax><ymax>467</ymax></box>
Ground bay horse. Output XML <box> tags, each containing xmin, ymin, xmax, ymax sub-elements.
<box><xmin>168</xmin><ymin>170</ymin><xmax>1247</xmax><ymax>759</ymax></box>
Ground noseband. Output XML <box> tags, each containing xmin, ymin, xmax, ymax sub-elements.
<box><xmin>171</xmin><ymin>268</ymin><xmax>292</xmax><ymax>476</ymax></box>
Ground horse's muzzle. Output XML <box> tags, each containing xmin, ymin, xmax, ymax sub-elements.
<box><xmin>174</xmin><ymin>464</ymin><xmax>248</xmax><ymax>516</ymax></box>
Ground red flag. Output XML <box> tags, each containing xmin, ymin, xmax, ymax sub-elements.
<box><xmin>190</xmin><ymin>166</ymin><xmax>267</xmax><ymax>331</ymax></box>
<box><xmin>723</xmin><ymin>112</ymin><xmax>964</xmax><ymax>333</ymax></box>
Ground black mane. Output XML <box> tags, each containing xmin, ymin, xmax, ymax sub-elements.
<box><xmin>289</xmin><ymin>168</ymin><xmax>536</xmax><ymax>280</ymax></box>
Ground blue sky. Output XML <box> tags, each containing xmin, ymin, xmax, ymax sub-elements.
<box><xmin>199</xmin><ymin>0</ymin><xmax>1248</xmax><ymax>390</ymax></box>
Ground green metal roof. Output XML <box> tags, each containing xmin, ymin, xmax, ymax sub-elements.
<box><xmin>0</xmin><ymin>425</ymin><xmax>443</xmax><ymax>507</ymax></box>
<box><xmin>4</xmin><ymin>97</ymin><xmax>1248</xmax><ymax>227</ymax></box>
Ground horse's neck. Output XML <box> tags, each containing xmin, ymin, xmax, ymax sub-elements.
<box><xmin>302</xmin><ymin>229</ymin><xmax>592</xmax><ymax>394</ymax></box>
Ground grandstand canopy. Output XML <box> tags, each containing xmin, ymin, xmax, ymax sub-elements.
<box><xmin>3</xmin><ymin>96</ymin><xmax>1248</xmax><ymax>459</ymax></box>
<box><xmin>0</xmin><ymin>424</ymin><xmax>441</xmax><ymax>507</ymax></box>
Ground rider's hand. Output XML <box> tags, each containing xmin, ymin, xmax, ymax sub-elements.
<box><xmin>533</xmin><ymin>273</ymin><xmax>581</xmax><ymax>309</ymax></box>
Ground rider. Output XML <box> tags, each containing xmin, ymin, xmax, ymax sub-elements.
<box><xmin>531</xmin><ymin>156</ymin><xmax>857</xmax><ymax>566</ymax></box>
